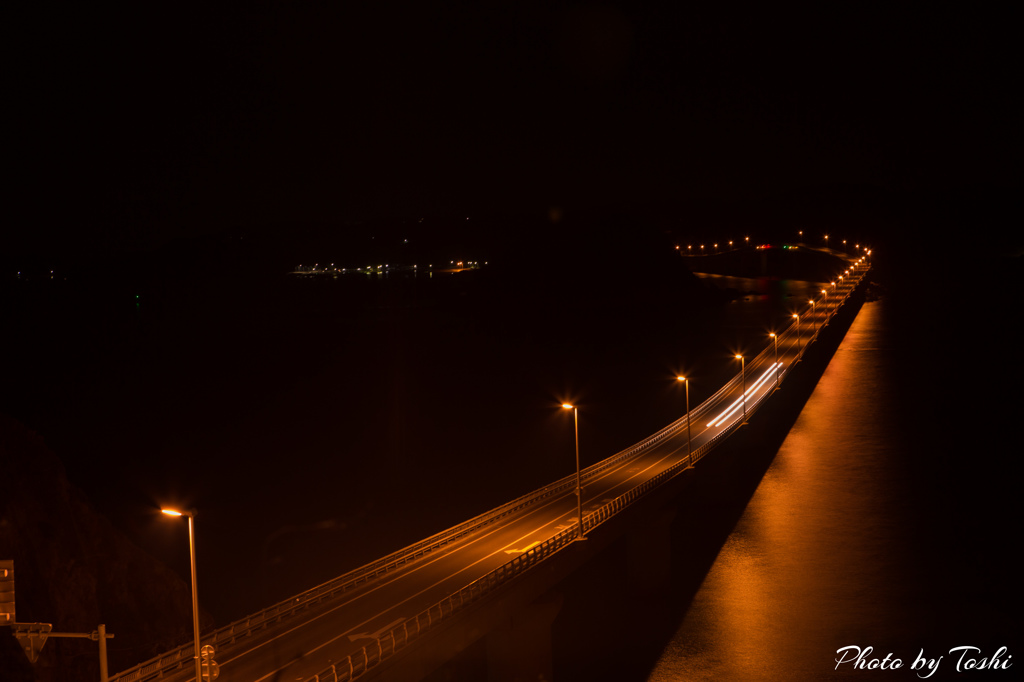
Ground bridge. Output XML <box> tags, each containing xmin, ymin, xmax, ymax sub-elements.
<box><xmin>113</xmin><ymin>252</ymin><xmax>872</xmax><ymax>682</ymax></box>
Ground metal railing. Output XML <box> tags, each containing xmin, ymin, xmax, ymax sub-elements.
<box><xmin>300</xmin><ymin>265</ymin><xmax>870</xmax><ymax>681</ymax></box>
<box><xmin>114</xmin><ymin>262</ymin><xmax>869</xmax><ymax>682</ymax></box>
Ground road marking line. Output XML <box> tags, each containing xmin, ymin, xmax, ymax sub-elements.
<box><xmin>504</xmin><ymin>541</ymin><xmax>540</xmax><ymax>554</ymax></box>
<box><xmin>230</xmin><ymin>400</ymin><xmax>726</xmax><ymax>679</ymax></box>
<box><xmin>347</xmin><ymin>618</ymin><xmax>404</xmax><ymax>642</ymax></box>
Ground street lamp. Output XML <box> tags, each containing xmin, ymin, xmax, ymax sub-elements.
<box><xmin>792</xmin><ymin>313</ymin><xmax>801</xmax><ymax>353</ymax></box>
<box><xmin>821</xmin><ymin>289</ymin><xmax>828</xmax><ymax>317</ymax></box>
<box><xmin>561</xmin><ymin>405</ymin><xmax>586</xmax><ymax>541</ymax></box>
<box><xmin>809</xmin><ymin>299</ymin><xmax>817</xmax><ymax>334</ymax></box>
<box><xmin>161</xmin><ymin>508</ymin><xmax>202</xmax><ymax>682</ymax></box>
<box><xmin>769</xmin><ymin>333</ymin><xmax>779</xmax><ymax>389</ymax></box>
<box><xmin>735</xmin><ymin>355</ymin><xmax>747</xmax><ymax>423</ymax></box>
<box><xmin>677</xmin><ymin>376</ymin><xmax>692</xmax><ymax>466</ymax></box>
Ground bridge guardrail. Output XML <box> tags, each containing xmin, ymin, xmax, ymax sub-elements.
<box><xmin>303</xmin><ymin>264</ymin><xmax>869</xmax><ymax>681</ymax></box>
<box><xmin>114</xmin><ymin>324</ymin><xmax>811</xmax><ymax>682</ymax></box>
<box><xmin>110</xmin><ymin>386</ymin><xmax>721</xmax><ymax>681</ymax></box>
<box><xmin>304</xmin><ymin>346</ymin><xmax>792</xmax><ymax>682</ymax></box>
<box><xmin>115</xmin><ymin>261</ymin><xmax>868</xmax><ymax>682</ymax></box>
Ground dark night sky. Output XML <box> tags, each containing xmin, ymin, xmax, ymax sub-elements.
<box><xmin>9</xmin><ymin>3</ymin><xmax>1019</xmax><ymax>257</ymax></box>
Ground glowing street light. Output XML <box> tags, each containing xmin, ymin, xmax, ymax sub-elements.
<box><xmin>809</xmin><ymin>299</ymin><xmax>817</xmax><ymax>334</ymax></box>
<box><xmin>561</xmin><ymin>405</ymin><xmax>586</xmax><ymax>541</ymax></box>
<box><xmin>735</xmin><ymin>355</ymin><xmax>747</xmax><ymax>423</ymax></box>
<box><xmin>792</xmin><ymin>313</ymin><xmax>802</xmax><ymax>353</ymax></box>
<box><xmin>677</xmin><ymin>376</ymin><xmax>692</xmax><ymax>466</ymax></box>
<box><xmin>769</xmin><ymin>333</ymin><xmax>780</xmax><ymax>389</ymax></box>
<box><xmin>161</xmin><ymin>508</ymin><xmax>202</xmax><ymax>682</ymax></box>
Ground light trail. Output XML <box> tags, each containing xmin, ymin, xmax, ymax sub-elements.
<box><xmin>706</xmin><ymin>363</ymin><xmax>781</xmax><ymax>427</ymax></box>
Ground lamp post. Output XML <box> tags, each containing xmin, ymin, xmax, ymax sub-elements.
<box><xmin>735</xmin><ymin>355</ymin><xmax>747</xmax><ymax>423</ymax></box>
<box><xmin>162</xmin><ymin>508</ymin><xmax>202</xmax><ymax>682</ymax></box>
<box><xmin>821</xmin><ymin>289</ymin><xmax>828</xmax><ymax>318</ymax></box>
<box><xmin>769</xmin><ymin>333</ymin><xmax>779</xmax><ymax>389</ymax></box>
<box><xmin>677</xmin><ymin>376</ymin><xmax>692</xmax><ymax>466</ymax></box>
<box><xmin>792</xmin><ymin>313</ymin><xmax>801</xmax><ymax>353</ymax></box>
<box><xmin>809</xmin><ymin>299</ymin><xmax>817</xmax><ymax>334</ymax></box>
<box><xmin>561</xmin><ymin>405</ymin><xmax>586</xmax><ymax>541</ymax></box>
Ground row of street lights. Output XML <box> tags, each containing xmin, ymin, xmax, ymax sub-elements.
<box><xmin>794</xmin><ymin>255</ymin><xmax>869</xmax><ymax>350</ymax></box>
<box><xmin>158</xmin><ymin>257</ymin><xmax>870</xmax><ymax>681</ymax></box>
<box><xmin>164</xmin><ymin>397</ymin><xmax>690</xmax><ymax>677</ymax></box>
<box><xmin>796</xmin><ymin>231</ymin><xmax>871</xmax><ymax>253</ymax></box>
<box><xmin>561</xmin><ymin>354</ymin><xmax>742</xmax><ymax>544</ymax></box>
<box><xmin>680</xmin><ymin>235</ymin><xmax>871</xmax><ymax>254</ymax></box>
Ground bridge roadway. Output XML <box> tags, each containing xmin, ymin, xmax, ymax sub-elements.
<box><xmin>113</xmin><ymin>255</ymin><xmax>870</xmax><ymax>682</ymax></box>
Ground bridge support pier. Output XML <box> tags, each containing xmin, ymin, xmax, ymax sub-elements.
<box><xmin>485</xmin><ymin>591</ymin><xmax>563</xmax><ymax>682</ymax></box>
<box><xmin>626</xmin><ymin>508</ymin><xmax>677</xmax><ymax>598</ymax></box>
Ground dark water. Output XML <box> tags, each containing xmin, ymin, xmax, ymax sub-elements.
<box><xmin>645</xmin><ymin>299</ymin><xmax>1021</xmax><ymax>681</ymax></box>
<box><xmin>7</xmin><ymin>261</ymin><xmax>804</xmax><ymax>623</ymax></box>
<box><xmin>7</xmin><ymin>241</ymin><xmax>1019</xmax><ymax>665</ymax></box>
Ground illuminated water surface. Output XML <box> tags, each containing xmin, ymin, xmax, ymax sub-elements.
<box><xmin>645</xmin><ymin>299</ymin><xmax>993</xmax><ymax>680</ymax></box>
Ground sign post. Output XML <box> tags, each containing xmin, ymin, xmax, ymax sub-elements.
<box><xmin>200</xmin><ymin>643</ymin><xmax>219</xmax><ymax>681</ymax></box>
<box><xmin>10</xmin><ymin>622</ymin><xmax>115</xmax><ymax>681</ymax></box>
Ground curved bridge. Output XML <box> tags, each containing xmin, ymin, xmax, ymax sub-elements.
<box><xmin>113</xmin><ymin>253</ymin><xmax>872</xmax><ymax>682</ymax></box>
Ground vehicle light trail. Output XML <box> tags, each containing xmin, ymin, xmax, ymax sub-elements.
<box><xmin>706</xmin><ymin>363</ymin><xmax>781</xmax><ymax>427</ymax></box>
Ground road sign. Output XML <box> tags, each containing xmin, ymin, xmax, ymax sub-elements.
<box><xmin>200</xmin><ymin>644</ymin><xmax>219</xmax><ymax>680</ymax></box>
<box><xmin>11</xmin><ymin>622</ymin><xmax>52</xmax><ymax>663</ymax></box>
<box><xmin>201</xmin><ymin>659</ymin><xmax>220</xmax><ymax>681</ymax></box>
